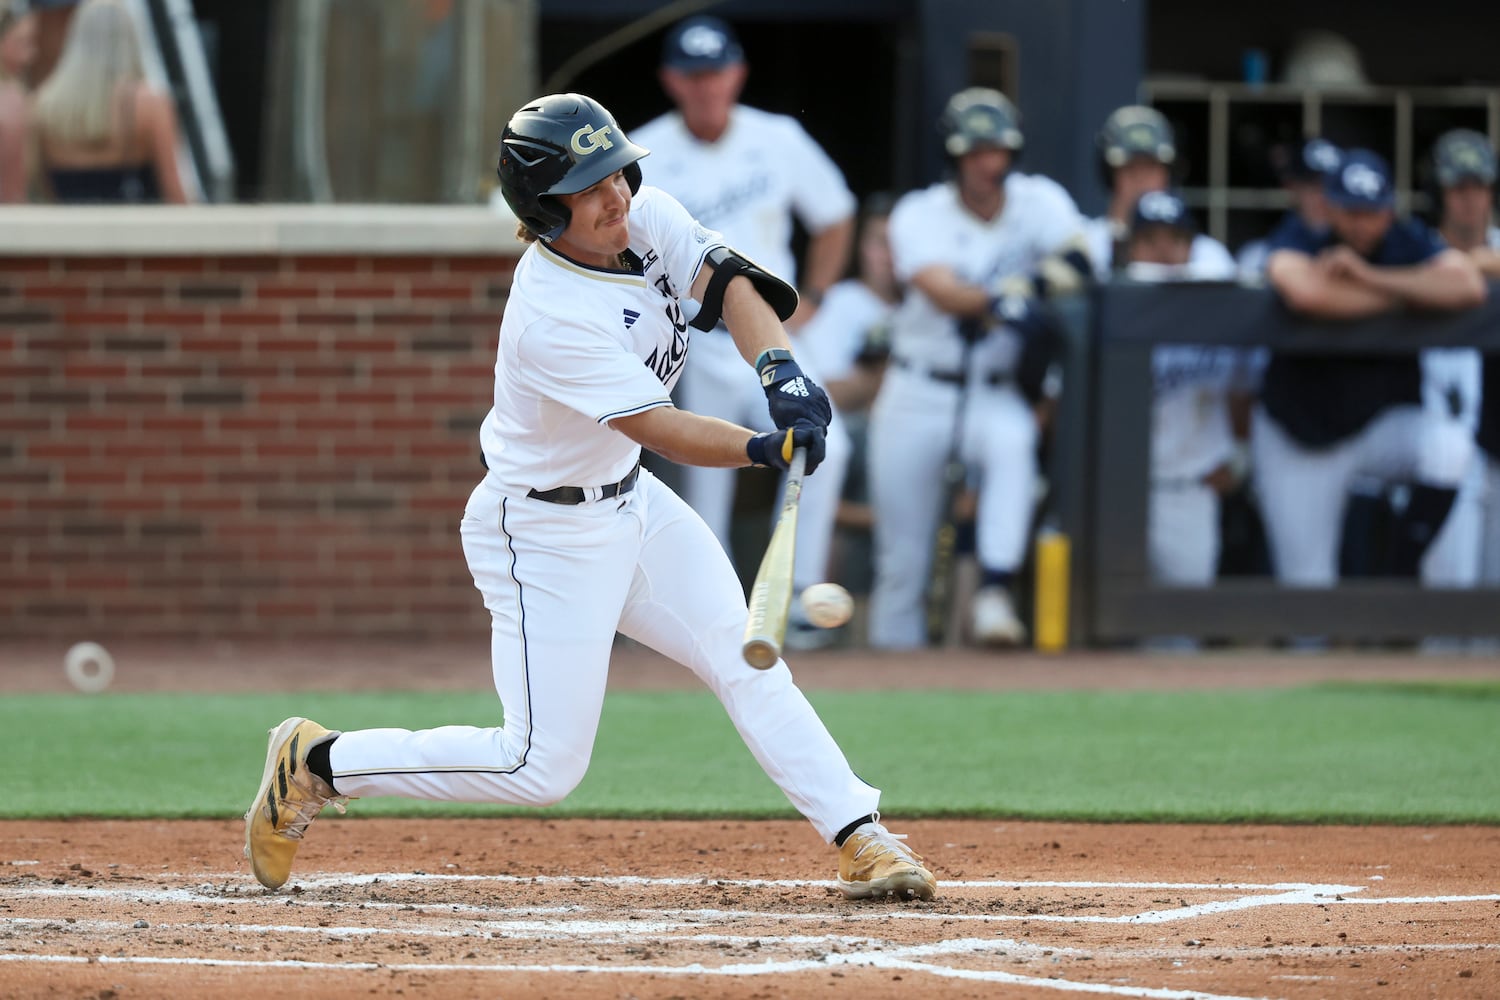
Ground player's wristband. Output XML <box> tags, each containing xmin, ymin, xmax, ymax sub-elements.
<box><xmin>755</xmin><ymin>348</ymin><xmax>799</xmax><ymax>387</ymax></box>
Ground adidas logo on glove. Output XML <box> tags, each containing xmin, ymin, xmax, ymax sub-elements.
<box><xmin>779</xmin><ymin>377</ymin><xmax>811</xmax><ymax>398</ymax></box>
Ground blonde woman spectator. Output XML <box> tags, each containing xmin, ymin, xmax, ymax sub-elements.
<box><xmin>32</xmin><ymin>0</ymin><xmax>189</xmax><ymax>202</ymax></box>
<box><xmin>0</xmin><ymin>0</ymin><xmax>36</xmax><ymax>201</ymax></box>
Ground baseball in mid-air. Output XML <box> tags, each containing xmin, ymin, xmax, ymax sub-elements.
<box><xmin>800</xmin><ymin>583</ymin><xmax>853</xmax><ymax>629</ymax></box>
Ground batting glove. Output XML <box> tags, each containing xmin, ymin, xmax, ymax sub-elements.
<box><xmin>756</xmin><ymin>348</ymin><xmax>832</xmax><ymax>430</ymax></box>
<box><xmin>747</xmin><ymin>422</ymin><xmax>826</xmax><ymax>475</ymax></box>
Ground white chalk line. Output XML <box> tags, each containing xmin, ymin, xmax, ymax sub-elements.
<box><xmin>0</xmin><ymin>951</ymin><xmax>1271</xmax><ymax>1000</ymax></box>
<box><xmin>2</xmin><ymin>874</ymin><xmax>1492</xmax><ymax>1000</ymax></box>
<box><xmin>2</xmin><ymin>880</ymin><xmax>1375</xmax><ymax>927</ymax></box>
<box><xmin>5</xmin><ymin>915</ymin><xmax>1495</xmax><ymax>963</ymax></box>
<box><xmin>74</xmin><ymin>870</ymin><xmax>1384</xmax><ymax>892</ymax></box>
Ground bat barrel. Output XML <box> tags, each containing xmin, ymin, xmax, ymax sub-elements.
<box><xmin>740</xmin><ymin>446</ymin><xmax>807</xmax><ymax>669</ymax></box>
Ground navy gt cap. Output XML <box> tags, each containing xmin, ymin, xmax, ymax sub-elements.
<box><xmin>662</xmin><ymin>16</ymin><xmax>744</xmax><ymax>71</ymax></box>
<box><xmin>1131</xmin><ymin>190</ymin><xmax>1196</xmax><ymax>233</ymax></box>
<box><xmin>1325</xmin><ymin>149</ymin><xmax>1394</xmax><ymax>209</ymax></box>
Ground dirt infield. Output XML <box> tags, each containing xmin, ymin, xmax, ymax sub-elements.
<box><xmin>4</xmin><ymin>641</ymin><xmax>1499</xmax><ymax>997</ymax></box>
<box><xmin>2</xmin><ymin>818</ymin><xmax>1497</xmax><ymax>999</ymax></box>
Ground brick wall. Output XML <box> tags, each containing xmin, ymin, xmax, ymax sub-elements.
<box><xmin>2</xmin><ymin>252</ymin><xmax>514</xmax><ymax>638</ymax></box>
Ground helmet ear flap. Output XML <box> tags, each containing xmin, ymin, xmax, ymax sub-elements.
<box><xmin>624</xmin><ymin>160</ymin><xmax>643</xmax><ymax>194</ymax></box>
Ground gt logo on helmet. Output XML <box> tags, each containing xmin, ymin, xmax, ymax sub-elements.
<box><xmin>571</xmin><ymin>124</ymin><xmax>615</xmax><ymax>155</ymax></box>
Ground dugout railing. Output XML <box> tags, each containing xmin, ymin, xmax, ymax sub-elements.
<box><xmin>1049</xmin><ymin>280</ymin><xmax>1500</xmax><ymax>646</ymax></box>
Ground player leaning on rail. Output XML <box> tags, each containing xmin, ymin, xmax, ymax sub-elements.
<box><xmin>242</xmin><ymin>93</ymin><xmax>936</xmax><ymax>902</ymax></box>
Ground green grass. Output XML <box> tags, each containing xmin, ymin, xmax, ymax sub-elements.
<box><xmin>2</xmin><ymin>684</ymin><xmax>1496</xmax><ymax>823</ymax></box>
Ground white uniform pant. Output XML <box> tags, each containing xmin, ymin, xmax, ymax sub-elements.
<box><xmin>866</xmin><ymin>366</ymin><xmax>1037</xmax><ymax>649</ymax></box>
<box><xmin>1482</xmin><ymin>453</ymin><xmax>1500</xmax><ymax>585</ymax></box>
<box><xmin>1251</xmin><ymin>405</ymin><xmax>1473</xmax><ymax>587</ymax></box>
<box><xmin>1149</xmin><ymin>481</ymin><xmax>1220</xmax><ymax>586</ymax></box>
<box><xmin>329</xmin><ymin>469</ymin><xmax>880</xmax><ymax>843</ymax></box>
<box><xmin>677</xmin><ymin>328</ymin><xmax>850</xmax><ymax>591</ymax></box>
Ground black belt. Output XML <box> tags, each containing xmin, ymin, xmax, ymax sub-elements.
<box><xmin>894</xmin><ymin>356</ymin><xmax>1010</xmax><ymax>387</ymax></box>
<box><xmin>527</xmin><ymin>462</ymin><xmax>640</xmax><ymax>505</ymax></box>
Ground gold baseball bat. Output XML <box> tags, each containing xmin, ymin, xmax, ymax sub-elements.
<box><xmin>742</xmin><ymin>446</ymin><xmax>807</xmax><ymax>668</ymax></box>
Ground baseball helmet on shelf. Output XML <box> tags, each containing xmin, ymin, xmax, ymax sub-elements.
<box><xmin>940</xmin><ymin>87</ymin><xmax>1023</xmax><ymax>158</ymax></box>
<box><xmin>496</xmin><ymin>93</ymin><xmax>649</xmax><ymax>242</ymax></box>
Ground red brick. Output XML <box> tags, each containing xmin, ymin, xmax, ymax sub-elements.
<box><xmin>217</xmin><ymin>309</ymin><xmax>283</xmax><ymax>327</ymax></box>
<box><xmin>332</xmin><ymin>337</ymin><xmax>402</xmax><ymax>354</ymax></box>
<box><xmin>210</xmin><ymin>256</ymin><xmax>284</xmax><ymax>275</ymax></box>
<box><xmin>333</xmin><ymin>441</ymin><xmax>399</xmax><ymax>458</ymax></box>
<box><xmin>290</xmin><ymin>257</ymin><xmax>367</xmax><ymax>275</ymax></box>
<box><xmin>97</xmin><ymin>496</ymin><xmax>162</xmax><ymax>513</ymax></box>
<box><xmin>138</xmin><ymin>257</ymin><xmax>210</xmax><ymax>275</ymax></box>
<box><xmin>256</xmin><ymin>600</ymin><xmax>321</xmax><ymax>617</ymax></box>
<box><xmin>291</xmin><ymin>415</ymin><xmax>360</xmax><ymax>432</ymax></box>
<box><xmin>139</xmin><ymin>309</ymin><xmax>208</xmax><ymax>327</ymax></box>
<box><xmin>62</xmin><ymin>414</ymin><xmax>128</xmax><ymax>432</ymax></box>
<box><xmin>335</xmin><ymin>389</ymin><xmax>400</xmax><ymax>406</ymax></box>
<box><xmin>24</xmin><ymin>281</ymin><xmax>97</xmax><ymax>301</ymax></box>
<box><xmin>369</xmin><ymin>256</ymin><xmax>445</xmax><ymax>274</ymax></box>
<box><xmin>257</xmin><ymin>441</ymin><xmax>323</xmax><ymax>458</ymax></box>
<box><xmin>63</xmin><ymin>468</ymin><xmax>131</xmax><ymax>486</ymax></box>
<box><xmin>141</xmin><ymin>467</ymin><xmax>206</xmax><ymax>485</ymax></box>
<box><xmin>0</xmin><ymin>363</ymin><xmax>51</xmax><ymax>378</ymax></box>
<box><xmin>63</xmin><ymin>308</ymin><xmax>133</xmax><ymax>325</ymax></box>
<box><xmin>140</xmin><ymin>415</ymin><xmax>203</xmax><ymax>432</ymax></box>
<box><xmin>137</xmin><ymin>363</ymin><xmax>204</xmax><ymax>379</ymax></box>
<box><xmin>60</xmin><ymin>258</ymin><xmax>133</xmax><ymax>274</ymax></box>
<box><xmin>182</xmin><ymin>442</ymin><xmax>245</xmax><ymax>458</ymax></box>
<box><xmin>258</xmin><ymin>388</ymin><xmax>325</xmax><ymax>405</ymax></box>
<box><xmin>330</xmin><ymin>284</ymin><xmax>399</xmax><ymax>300</ymax></box>
<box><xmin>444</xmin><ymin>257</ymin><xmax>509</xmax><ymax>274</ymax></box>
<box><xmin>409</xmin><ymin>282</ymin><xmax>479</xmax><ymax>301</ymax></box>
<box><xmin>62</xmin><ymin>361</ymin><xmax>131</xmax><ymax>379</ymax></box>
<box><xmin>26</xmin><ymin>441</ymin><xmax>95</xmax><ymax>459</ymax></box>
<box><xmin>292</xmin><ymin>309</ymin><xmax>363</xmax><ymax>326</ymax></box>
<box><xmin>256</xmin><ymin>281</ymin><xmax>327</xmax><ymax>301</ymax></box>
<box><xmin>0</xmin><ymin>258</ymin><xmax>56</xmax><ymax>273</ymax></box>
<box><xmin>177</xmin><ymin>337</ymin><xmax>246</xmax><ymax>354</ymax></box>
<box><xmin>178</xmin><ymin>494</ymin><xmax>245</xmax><ymax>513</ymax></box>
<box><xmin>220</xmin><ymin>414</ymin><xmax>282</xmax><ymax>432</ymax></box>
<box><xmin>256</xmin><ymin>336</ymin><xmax>325</xmax><ymax>354</ymax></box>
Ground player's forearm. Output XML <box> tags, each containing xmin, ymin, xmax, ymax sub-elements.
<box><xmin>1268</xmin><ymin>252</ymin><xmax>1398</xmax><ymax>318</ymax></box>
<box><xmin>719</xmin><ymin>274</ymin><xmax>795</xmax><ymax>366</ymax></box>
<box><xmin>800</xmin><ymin>217</ymin><xmax>854</xmax><ymax>302</ymax></box>
<box><xmin>1358</xmin><ymin>253</ymin><xmax>1487</xmax><ymax>311</ymax></box>
<box><xmin>910</xmin><ymin>266</ymin><xmax>990</xmax><ymax>318</ymax></box>
<box><xmin>1469</xmin><ymin>246</ymin><xmax>1500</xmax><ymax>280</ymax></box>
<box><xmin>611</xmin><ymin>406</ymin><xmax>756</xmax><ymax>468</ymax></box>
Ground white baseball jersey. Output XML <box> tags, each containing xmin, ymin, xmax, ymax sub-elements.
<box><xmin>479</xmin><ymin>186</ymin><xmax>724</xmax><ymax>495</ymax></box>
<box><xmin>631</xmin><ymin>105</ymin><xmax>856</xmax><ymax>285</ymax></box>
<box><xmin>1083</xmin><ymin>215</ymin><xmax>1238</xmax><ymax>279</ymax></box>
<box><xmin>887</xmin><ymin>173</ymin><xmax>1084</xmax><ymax>376</ymax></box>
<box><xmin>796</xmin><ymin>278</ymin><xmax>893</xmax><ymax>384</ymax></box>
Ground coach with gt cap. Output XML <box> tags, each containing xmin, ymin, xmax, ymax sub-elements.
<box><xmin>1253</xmin><ymin>148</ymin><xmax>1485</xmax><ymax>590</ymax></box>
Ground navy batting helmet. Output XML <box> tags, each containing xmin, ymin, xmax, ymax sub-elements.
<box><xmin>1433</xmin><ymin>129</ymin><xmax>1498</xmax><ymax>188</ymax></box>
<box><xmin>496</xmin><ymin>93</ymin><xmax>649</xmax><ymax>242</ymax></box>
<box><xmin>940</xmin><ymin>88</ymin><xmax>1023</xmax><ymax>158</ymax></box>
<box><xmin>1097</xmin><ymin>105</ymin><xmax>1176</xmax><ymax>186</ymax></box>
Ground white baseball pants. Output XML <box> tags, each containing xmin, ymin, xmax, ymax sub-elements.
<box><xmin>329</xmin><ymin>469</ymin><xmax>880</xmax><ymax>843</ymax></box>
<box><xmin>865</xmin><ymin>365</ymin><xmax>1038</xmax><ymax>649</ymax></box>
<box><xmin>1251</xmin><ymin>405</ymin><xmax>1473</xmax><ymax>586</ymax></box>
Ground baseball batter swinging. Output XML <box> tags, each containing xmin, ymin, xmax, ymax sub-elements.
<box><xmin>243</xmin><ymin>94</ymin><xmax>936</xmax><ymax>901</ymax></box>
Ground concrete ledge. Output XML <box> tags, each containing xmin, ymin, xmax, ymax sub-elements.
<box><xmin>0</xmin><ymin>204</ymin><xmax>527</xmax><ymax>256</ymax></box>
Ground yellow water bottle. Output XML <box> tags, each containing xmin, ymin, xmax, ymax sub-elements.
<box><xmin>1033</xmin><ymin>523</ymin><xmax>1070</xmax><ymax>652</ymax></box>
